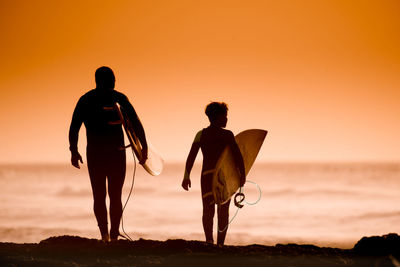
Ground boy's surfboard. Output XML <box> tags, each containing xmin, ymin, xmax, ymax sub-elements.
<box><xmin>212</xmin><ymin>129</ymin><xmax>267</xmax><ymax>204</ymax></box>
<box><xmin>114</xmin><ymin>103</ymin><xmax>164</xmax><ymax>176</ymax></box>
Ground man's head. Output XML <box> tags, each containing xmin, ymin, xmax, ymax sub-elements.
<box><xmin>95</xmin><ymin>66</ymin><xmax>115</xmax><ymax>90</ymax></box>
<box><xmin>205</xmin><ymin>102</ymin><xmax>228</xmax><ymax>127</ymax></box>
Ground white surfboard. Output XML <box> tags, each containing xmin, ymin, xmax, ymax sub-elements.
<box><xmin>212</xmin><ymin>129</ymin><xmax>267</xmax><ymax>204</ymax></box>
<box><xmin>114</xmin><ymin>103</ymin><xmax>164</xmax><ymax>176</ymax></box>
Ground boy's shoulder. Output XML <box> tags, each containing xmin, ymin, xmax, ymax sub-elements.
<box><xmin>203</xmin><ymin>127</ymin><xmax>234</xmax><ymax>138</ymax></box>
<box><xmin>220</xmin><ymin>128</ymin><xmax>234</xmax><ymax>137</ymax></box>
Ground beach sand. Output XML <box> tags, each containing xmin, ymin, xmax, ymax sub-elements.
<box><xmin>1</xmin><ymin>234</ymin><xmax>400</xmax><ymax>266</ymax></box>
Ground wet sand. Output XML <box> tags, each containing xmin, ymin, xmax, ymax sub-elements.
<box><xmin>1</xmin><ymin>234</ymin><xmax>400</xmax><ymax>266</ymax></box>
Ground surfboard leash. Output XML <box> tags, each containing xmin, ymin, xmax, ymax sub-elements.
<box><xmin>241</xmin><ymin>180</ymin><xmax>262</xmax><ymax>206</ymax></box>
<box><xmin>218</xmin><ymin>180</ymin><xmax>262</xmax><ymax>233</ymax></box>
<box><xmin>119</xmin><ymin>148</ymin><xmax>137</xmax><ymax>242</ymax></box>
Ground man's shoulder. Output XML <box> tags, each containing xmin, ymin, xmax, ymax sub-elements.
<box><xmin>112</xmin><ymin>90</ymin><xmax>129</xmax><ymax>102</ymax></box>
<box><xmin>80</xmin><ymin>89</ymin><xmax>129</xmax><ymax>103</ymax></box>
<box><xmin>82</xmin><ymin>89</ymin><xmax>126</xmax><ymax>97</ymax></box>
<box><xmin>76</xmin><ymin>89</ymin><xmax>95</xmax><ymax>104</ymax></box>
<box><xmin>80</xmin><ymin>89</ymin><xmax>96</xmax><ymax>99</ymax></box>
<box><xmin>112</xmin><ymin>89</ymin><xmax>126</xmax><ymax>96</ymax></box>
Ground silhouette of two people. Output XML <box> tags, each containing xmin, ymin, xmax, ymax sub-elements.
<box><xmin>69</xmin><ymin>67</ymin><xmax>245</xmax><ymax>246</ymax></box>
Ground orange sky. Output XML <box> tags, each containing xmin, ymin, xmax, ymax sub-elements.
<box><xmin>0</xmin><ymin>0</ymin><xmax>399</xmax><ymax>163</ymax></box>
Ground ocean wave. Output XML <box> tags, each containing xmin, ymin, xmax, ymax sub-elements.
<box><xmin>0</xmin><ymin>226</ymin><xmax>96</xmax><ymax>243</ymax></box>
<box><xmin>264</xmin><ymin>188</ymin><xmax>392</xmax><ymax>198</ymax></box>
<box><xmin>55</xmin><ymin>187</ymin><xmax>91</xmax><ymax>197</ymax></box>
<box><xmin>350</xmin><ymin>211</ymin><xmax>400</xmax><ymax>220</ymax></box>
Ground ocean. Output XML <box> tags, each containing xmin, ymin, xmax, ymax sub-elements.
<box><xmin>0</xmin><ymin>162</ymin><xmax>399</xmax><ymax>248</ymax></box>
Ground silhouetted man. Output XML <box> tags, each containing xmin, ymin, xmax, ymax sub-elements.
<box><xmin>182</xmin><ymin>102</ymin><xmax>245</xmax><ymax>246</ymax></box>
<box><xmin>69</xmin><ymin>66</ymin><xmax>147</xmax><ymax>242</ymax></box>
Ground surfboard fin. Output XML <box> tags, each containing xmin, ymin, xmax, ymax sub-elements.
<box><xmin>234</xmin><ymin>192</ymin><xmax>245</xmax><ymax>208</ymax></box>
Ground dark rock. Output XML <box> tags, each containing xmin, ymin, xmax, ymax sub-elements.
<box><xmin>353</xmin><ymin>233</ymin><xmax>400</xmax><ymax>256</ymax></box>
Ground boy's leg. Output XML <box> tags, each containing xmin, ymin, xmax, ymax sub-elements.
<box><xmin>201</xmin><ymin>172</ymin><xmax>215</xmax><ymax>244</ymax></box>
<box><xmin>217</xmin><ymin>199</ymin><xmax>231</xmax><ymax>246</ymax></box>
<box><xmin>202</xmin><ymin>194</ymin><xmax>215</xmax><ymax>243</ymax></box>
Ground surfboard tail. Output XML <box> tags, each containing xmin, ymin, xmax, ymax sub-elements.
<box><xmin>141</xmin><ymin>144</ymin><xmax>164</xmax><ymax>176</ymax></box>
<box><xmin>114</xmin><ymin>103</ymin><xmax>164</xmax><ymax>176</ymax></box>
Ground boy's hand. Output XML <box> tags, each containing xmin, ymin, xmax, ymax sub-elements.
<box><xmin>182</xmin><ymin>179</ymin><xmax>191</xmax><ymax>191</ymax></box>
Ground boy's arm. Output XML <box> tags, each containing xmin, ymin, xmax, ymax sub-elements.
<box><xmin>182</xmin><ymin>131</ymin><xmax>201</xmax><ymax>191</ymax></box>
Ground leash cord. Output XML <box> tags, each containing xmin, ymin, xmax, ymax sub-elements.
<box><xmin>217</xmin><ymin>179</ymin><xmax>262</xmax><ymax>233</ymax></box>
<box><xmin>119</xmin><ymin>149</ymin><xmax>136</xmax><ymax>241</ymax></box>
<box><xmin>243</xmin><ymin>180</ymin><xmax>262</xmax><ymax>205</ymax></box>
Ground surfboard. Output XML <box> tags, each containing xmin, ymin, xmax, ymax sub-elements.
<box><xmin>212</xmin><ymin>129</ymin><xmax>267</xmax><ymax>204</ymax></box>
<box><xmin>113</xmin><ymin>103</ymin><xmax>164</xmax><ymax>176</ymax></box>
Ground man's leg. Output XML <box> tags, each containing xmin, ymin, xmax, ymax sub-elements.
<box><xmin>87</xmin><ymin>155</ymin><xmax>108</xmax><ymax>241</ymax></box>
<box><xmin>217</xmin><ymin>199</ymin><xmax>231</xmax><ymax>246</ymax></box>
<box><xmin>107</xmin><ymin>150</ymin><xmax>126</xmax><ymax>240</ymax></box>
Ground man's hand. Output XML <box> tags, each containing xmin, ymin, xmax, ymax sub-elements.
<box><xmin>71</xmin><ymin>151</ymin><xmax>83</xmax><ymax>169</ymax></box>
<box><xmin>240</xmin><ymin>172</ymin><xmax>246</xmax><ymax>187</ymax></box>
<box><xmin>139</xmin><ymin>147</ymin><xmax>148</xmax><ymax>165</ymax></box>
<box><xmin>182</xmin><ymin>179</ymin><xmax>191</xmax><ymax>191</ymax></box>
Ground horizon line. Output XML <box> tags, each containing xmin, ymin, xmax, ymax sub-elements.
<box><xmin>0</xmin><ymin>160</ymin><xmax>399</xmax><ymax>166</ymax></box>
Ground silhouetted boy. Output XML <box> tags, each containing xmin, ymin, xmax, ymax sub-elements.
<box><xmin>182</xmin><ymin>102</ymin><xmax>245</xmax><ymax>246</ymax></box>
<box><xmin>69</xmin><ymin>66</ymin><xmax>147</xmax><ymax>242</ymax></box>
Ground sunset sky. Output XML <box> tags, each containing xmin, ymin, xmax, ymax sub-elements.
<box><xmin>0</xmin><ymin>0</ymin><xmax>399</xmax><ymax>163</ymax></box>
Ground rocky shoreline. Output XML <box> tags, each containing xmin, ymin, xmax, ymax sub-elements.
<box><xmin>1</xmin><ymin>234</ymin><xmax>400</xmax><ymax>266</ymax></box>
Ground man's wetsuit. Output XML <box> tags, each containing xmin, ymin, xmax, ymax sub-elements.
<box><xmin>197</xmin><ymin>126</ymin><xmax>244</xmax><ymax>245</ymax></box>
<box><xmin>69</xmin><ymin>88</ymin><xmax>146</xmax><ymax>239</ymax></box>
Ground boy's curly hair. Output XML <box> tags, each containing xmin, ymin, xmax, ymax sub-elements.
<box><xmin>205</xmin><ymin>102</ymin><xmax>228</xmax><ymax>122</ymax></box>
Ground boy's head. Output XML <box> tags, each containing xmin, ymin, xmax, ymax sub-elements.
<box><xmin>205</xmin><ymin>102</ymin><xmax>228</xmax><ymax>127</ymax></box>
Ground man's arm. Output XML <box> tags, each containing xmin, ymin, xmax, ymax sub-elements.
<box><xmin>69</xmin><ymin>97</ymin><xmax>84</xmax><ymax>168</ymax></box>
<box><xmin>182</xmin><ymin>131</ymin><xmax>201</xmax><ymax>191</ymax></box>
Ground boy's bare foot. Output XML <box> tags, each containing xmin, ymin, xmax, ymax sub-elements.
<box><xmin>101</xmin><ymin>233</ymin><xmax>110</xmax><ymax>243</ymax></box>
